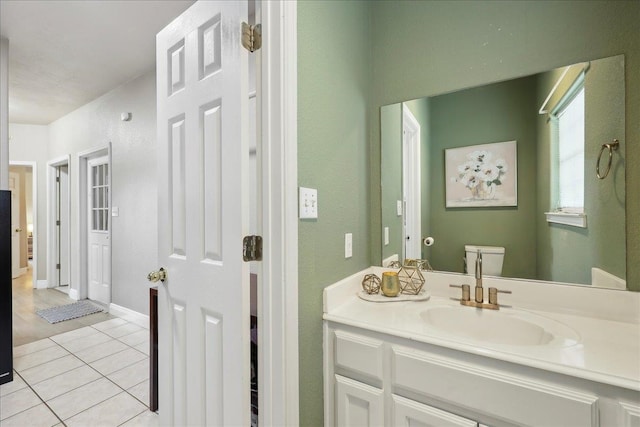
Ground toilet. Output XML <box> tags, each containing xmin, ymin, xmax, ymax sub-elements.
<box><xmin>465</xmin><ymin>245</ymin><xmax>505</xmax><ymax>277</ymax></box>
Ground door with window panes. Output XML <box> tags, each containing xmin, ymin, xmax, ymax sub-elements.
<box><xmin>88</xmin><ymin>156</ymin><xmax>111</xmax><ymax>304</ymax></box>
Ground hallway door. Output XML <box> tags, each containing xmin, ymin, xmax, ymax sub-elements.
<box><xmin>156</xmin><ymin>1</ymin><xmax>251</xmax><ymax>425</ymax></box>
<box><xmin>9</xmin><ymin>171</ymin><xmax>22</xmax><ymax>278</ymax></box>
<box><xmin>87</xmin><ymin>156</ymin><xmax>110</xmax><ymax>304</ymax></box>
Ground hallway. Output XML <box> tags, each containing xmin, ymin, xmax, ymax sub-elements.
<box><xmin>11</xmin><ymin>269</ymin><xmax>115</xmax><ymax>347</ymax></box>
<box><xmin>2</xmin><ymin>270</ymin><xmax>157</xmax><ymax>426</ymax></box>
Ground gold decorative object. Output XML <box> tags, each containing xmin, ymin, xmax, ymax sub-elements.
<box><xmin>404</xmin><ymin>258</ymin><xmax>434</xmax><ymax>272</ymax></box>
<box><xmin>387</xmin><ymin>260</ymin><xmax>402</xmax><ymax>268</ymax></box>
<box><xmin>361</xmin><ymin>274</ymin><xmax>381</xmax><ymax>295</ymax></box>
<box><xmin>398</xmin><ymin>266</ymin><xmax>425</xmax><ymax>295</ymax></box>
<box><xmin>381</xmin><ymin>271</ymin><xmax>401</xmax><ymax>297</ymax></box>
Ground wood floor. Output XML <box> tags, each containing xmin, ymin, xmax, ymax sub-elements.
<box><xmin>12</xmin><ymin>268</ymin><xmax>115</xmax><ymax>347</ymax></box>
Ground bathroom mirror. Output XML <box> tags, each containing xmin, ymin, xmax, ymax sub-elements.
<box><xmin>380</xmin><ymin>54</ymin><xmax>625</xmax><ymax>288</ymax></box>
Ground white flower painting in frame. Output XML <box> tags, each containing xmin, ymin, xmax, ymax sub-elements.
<box><xmin>445</xmin><ymin>140</ymin><xmax>517</xmax><ymax>208</ymax></box>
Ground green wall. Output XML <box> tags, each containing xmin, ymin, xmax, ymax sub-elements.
<box><xmin>297</xmin><ymin>1</ymin><xmax>371</xmax><ymax>425</ymax></box>
<box><xmin>428</xmin><ymin>77</ymin><xmax>538</xmax><ymax>278</ymax></box>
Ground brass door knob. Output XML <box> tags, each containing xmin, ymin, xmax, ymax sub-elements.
<box><xmin>147</xmin><ymin>267</ymin><xmax>167</xmax><ymax>283</ymax></box>
<box><xmin>15</xmin><ymin>228</ymin><xmax>22</xmax><ymax>233</ymax></box>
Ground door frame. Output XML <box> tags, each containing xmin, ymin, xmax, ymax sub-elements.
<box><xmin>9</xmin><ymin>161</ymin><xmax>38</xmax><ymax>288</ymax></box>
<box><xmin>402</xmin><ymin>104</ymin><xmax>421</xmax><ymax>260</ymax></box>
<box><xmin>46</xmin><ymin>155</ymin><xmax>71</xmax><ymax>291</ymax></box>
<box><xmin>78</xmin><ymin>144</ymin><xmax>111</xmax><ymax>302</ymax></box>
<box><xmin>257</xmin><ymin>1</ymin><xmax>299</xmax><ymax>424</ymax></box>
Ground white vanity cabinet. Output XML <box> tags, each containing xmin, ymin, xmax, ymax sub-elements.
<box><xmin>324</xmin><ymin>322</ymin><xmax>640</xmax><ymax>427</ymax></box>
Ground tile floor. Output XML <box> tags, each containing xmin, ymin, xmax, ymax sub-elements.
<box><xmin>1</xmin><ymin>318</ymin><xmax>157</xmax><ymax>427</ymax></box>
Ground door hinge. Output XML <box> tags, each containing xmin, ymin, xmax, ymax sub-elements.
<box><xmin>56</xmin><ymin>177</ymin><xmax>60</xmax><ymax>183</ymax></box>
<box><xmin>56</xmin><ymin>264</ymin><xmax>60</xmax><ymax>270</ymax></box>
<box><xmin>56</xmin><ymin>220</ymin><xmax>60</xmax><ymax>226</ymax></box>
<box><xmin>241</xmin><ymin>22</ymin><xmax>262</xmax><ymax>52</ymax></box>
<box><xmin>243</xmin><ymin>235</ymin><xmax>263</xmax><ymax>262</ymax></box>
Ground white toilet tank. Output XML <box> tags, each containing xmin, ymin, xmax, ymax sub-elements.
<box><xmin>465</xmin><ymin>245</ymin><xmax>505</xmax><ymax>277</ymax></box>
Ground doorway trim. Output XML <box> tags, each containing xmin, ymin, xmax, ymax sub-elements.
<box><xmin>402</xmin><ymin>104</ymin><xmax>421</xmax><ymax>260</ymax></box>
<box><xmin>78</xmin><ymin>144</ymin><xmax>111</xmax><ymax>302</ymax></box>
<box><xmin>46</xmin><ymin>155</ymin><xmax>71</xmax><ymax>292</ymax></box>
<box><xmin>258</xmin><ymin>1</ymin><xmax>299</xmax><ymax>425</ymax></box>
<box><xmin>9</xmin><ymin>161</ymin><xmax>38</xmax><ymax>288</ymax></box>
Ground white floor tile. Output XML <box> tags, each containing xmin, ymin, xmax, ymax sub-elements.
<box><xmin>60</xmin><ymin>331</ymin><xmax>112</xmax><ymax>353</ymax></box>
<box><xmin>32</xmin><ymin>365</ymin><xmax>102</xmax><ymax>401</ymax></box>
<box><xmin>47</xmin><ymin>377</ymin><xmax>121</xmax><ymax>420</ymax></box>
<box><xmin>120</xmin><ymin>409</ymin><xmax>158</xmax><ymax>427</ymax></box>
<box><xmin>89</xmin><ymin>348</ymin><xmax>147</xmax><ymax>376</ymax></box>
<box><xmin>0</xmin><ymin>402</ymin><xmax>60</xmax><ymax>427</ymax></box>
<box><xmin>64</xmin><ymin>392</ymin><xmax>147</xmax><ymax>427</ymax></box>
<box><xmin>0</xmin><ymin>387</ymin><xmax>43</xmax><ymax>420</ymax></box>
<box><xmin>103</xmin><ymin>323</ymin><xmax>144</xmax><ymax>339</ymax></box>
<box><xmin>127</xmin><ymin>380</ymin><xmax>150</xmax><ymax>407</ymax></box>
<box><xmin>13</xmin><ymin>338</ymin><xmax>57</xmax><ymax>358</ymax></box>
<box><xmin>91</xmin><ymin>318</ymin><xmax>128</xmax><ymax>332</ymax></box>
<box><xmin>133</xmin><ymin>340</ymin><xmax>150</xmax><ymax>356</ymax></box>
<box><xmin>13</xmin><ymin>345</ymin><xmax>69</xmax><ymax>372</ymax></box>
<box><xmin>50</xmin><ymin>326</ymin><xmax>100</xmax><ymax>344</ymax></box>
<box><xmin>20</xmin><ymin>354</ymin><xmax>84</xmax><ymax>385</ymax></box>
<box><xmin>119</xmin><ymin>314</ymin><xmax>150</xmax><ymax>330</ymax></box>
<box><xmin>108</xmin><ymin>359</ymin><xmax>149</xmax><ymax>390</ymax></box>
<box><xmin>118</xmin><ymin>330</ymin><xmax>149</xmax><ymax>347</ymax></box>
<box><xmin>74</xmin><ymin>339</ymin><xmax>129</xmax><ymax>364</ymax></box>
<box><xmin>0</xmin><ymin>373</ymin><xmax>27</xmax><ymax>397</ymax></box>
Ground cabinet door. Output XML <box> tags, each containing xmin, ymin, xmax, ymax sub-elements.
<box><xmin>335</xmin><ymin>375</ymin><xmax>384</xmax><ymax>426</ymax></box>
<box><xmin>393</xmin><ymin>394</ymin><xmax>477</xmax><ymax>427</ymax></box>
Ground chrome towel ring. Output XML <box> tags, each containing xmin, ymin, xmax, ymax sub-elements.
<box><xmin>596</xmin><ymin>139</ymin><xmax>620</xmax><ymax>179</ymax></box>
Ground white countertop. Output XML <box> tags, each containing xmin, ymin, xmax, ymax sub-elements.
<box><xmin>323</xmin><ymin>267</ymin><xmax>640</xmax><ymax>392</ymax></box>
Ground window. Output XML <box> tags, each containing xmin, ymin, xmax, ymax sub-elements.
<box><xmin>91</xmin><ymin>163</ymin><xmax>109</xmax><ymax>232</ymax></box>
<box><xmin>555</xmin><ymin>85</ymin><xmax>585</xmax><ymax>212</ymax></box>
<box><xmin>546</xmin><ymin>76</ymin><xmax>586</xmax><ymax>228</ymax></box>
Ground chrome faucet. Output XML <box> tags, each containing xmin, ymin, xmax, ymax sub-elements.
<box><xmin>475</xmin><ymin>249</ymin><xmax>483</xmax><ymax>303</ymax></box>
<box><xmin>449</xmin><ymin>248</ymin><xmax>512</xmax><ymax>310</ymax></box>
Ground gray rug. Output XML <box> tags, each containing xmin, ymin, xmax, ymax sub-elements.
<box><xmin>36</xmin><ymin>300</ymin><xmax>104</xmax><ymax>324</ymax></box>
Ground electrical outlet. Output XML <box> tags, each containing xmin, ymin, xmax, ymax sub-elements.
<box><xmin>299</xmin><ymin>187</ymin><xmax>318</xmax><ymax>219</ymax></box>
<box><xmin>345</xmin><ymin>233</ymin><xmax>353</xmax><ymax>258</ymax></box>
<box><xmin>384</xmin><ymin>227</ymin><xmax>389</xmax><ymax>245</ymax></box>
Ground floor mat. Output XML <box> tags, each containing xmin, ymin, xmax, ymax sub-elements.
<box><xmin>36</xmin><ymin>300</ymin><xmax>104</xmax><ymax>324</ymax></box>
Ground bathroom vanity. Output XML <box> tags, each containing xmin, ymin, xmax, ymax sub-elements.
<box><xmin>323</xmin><ymin>268</ymin><xmax>640</xmax><ymax>426</ymax></box>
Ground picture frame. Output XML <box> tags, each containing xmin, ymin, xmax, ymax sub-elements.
<box><xmin>445</xmin><ymin>140</ymin><xmax>517</xmax><ymax>208</ymax></box>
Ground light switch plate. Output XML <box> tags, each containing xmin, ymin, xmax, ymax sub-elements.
<box><xmin>112</xmin><ymin>207</ymin><xmax>119</xmax><ymax>217</ymax></box>
<box><xmin>384</xmin><ymin>227</ymin><xmax>389</xmax><ymax>245</ymax></box>
<box><xmin>397</xmin><ymin>200</ymin><xmax>403</xmax><ymax>216</ymax></box>
<box><xmin>299</xmin><ymin>187</ymin><xmax>318</xmax><ymax>219</ymax></box>
<box><xmin>345</xmin><ymin>233</ymin><xmax>353</xmax><ymax>258</ymax></box>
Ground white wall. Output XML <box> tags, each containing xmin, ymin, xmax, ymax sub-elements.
<box><xmin>0</xmin><ymin>37</ymin><xmax>9</xmax><ymax>190</ymax></box>
<box><xmin>9</xmin><ymin>124</ymin><xmax>49</xmax><ymax>282</ymax></box>
<box><xmin>48</xmin><ymin>70</ymin><xmax>157</xmax><ymax>315</ymax></box>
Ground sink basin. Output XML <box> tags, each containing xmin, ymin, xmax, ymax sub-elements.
<box><xmin>420</xmin><ymin>305</ymin><xmax>580</xmax><ymax>347</ymax></box>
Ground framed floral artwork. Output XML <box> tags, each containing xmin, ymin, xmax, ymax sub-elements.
<box><xmin>445</xmin><ymin>140</ymin><xmax>517</xmax><ymax>208</ymax></box>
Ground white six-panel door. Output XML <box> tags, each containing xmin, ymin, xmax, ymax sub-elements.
<box><xmin>156</xmin><ymin>1</ymin><xmax>250</xmax><ymax>425</ymax></box>
<box><xmin>87</xmin><ymin>156</ymin><xmax>110</xmax><ymax>304</ymax></box>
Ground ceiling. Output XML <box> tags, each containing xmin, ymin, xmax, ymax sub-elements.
<box><xmin>0</xmin><ymin>0</ymin><xmax>195</xmax><ymax>125</ymax></box>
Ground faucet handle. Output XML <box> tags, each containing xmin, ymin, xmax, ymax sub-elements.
<box><xmin>450</xmin><ymin>284</ymin><xmax>470</xmax><ymax>301</ymax></box>
<box><xmin>488</xmin><ymin>287</ymin><xmax>512</xmax><ymax>305</ymax></box>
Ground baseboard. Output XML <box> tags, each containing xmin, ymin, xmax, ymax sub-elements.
<box><xmin>36</xmin><ymin>280</ymin><xmax>48</xmax><ymax>289</ymax></box>
<box><xmin>69</xmin><ymin>288</ymin><xmax>79</xmax><ymax>301</ymax></box>
<box><xmin>109</xmin><ymin>303</ymin><xmax>150</xmax><ymax>330</ymax></box>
